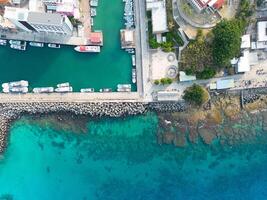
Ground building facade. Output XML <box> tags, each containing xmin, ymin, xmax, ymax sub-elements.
<box><xmin>4</xmin><ymin>7</ymin><xmax>73</xmax><ymax>35</ymax></box>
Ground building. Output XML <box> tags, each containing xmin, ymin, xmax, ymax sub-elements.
<box><xmin>146</xmin><ymin>0</ymin><xmax>168</xmax><ymax>35</ymax></box>
<box><xmin>4</xmin><ymin>7</ymin><xmax>73</xmax><ymax>35</ymax></box>
<box><xmin>241</xmin><ymin>34</ymin><xmax>251</xmax><ymax>49</ymax></box>
<box><xmin>88</xmin><ymin>31</ymin><xmax>103</xmax><ymax>45</ymax></box>
<box><xmin>231</xmin><ymin>50</ymin><xmax>258</xmax><ymax>73</ymax></box>
<box><xmin>252</xmin><ymin>21</ymin><xmax>267</xmax><ymax>49</ymax></box>
<box><xmin>210</xmin><ymin>79</ymin><xmax>234</xmax><ymax>90</ymax></box>
<box><xmin>188</xmin><ymin>0</ymin><xmax>224</xmax><ymax>13</ymax></box>
<box><xmin>120</xmin><ymin>29</ymin><xmax>135</xmax><ymax>49</ymax></box>
<box><xmin>179</xmin><ymin>71</ymin><xmax>196</xmax><ymax>82</ymax></box>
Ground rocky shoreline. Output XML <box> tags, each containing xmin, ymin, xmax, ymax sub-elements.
<box><xmin>0</xmin><ymin>101</ymin><xmax>187</xmax><ymax>153</ymax></box>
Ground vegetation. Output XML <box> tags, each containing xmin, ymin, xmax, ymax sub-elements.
<box><xmin>149</xmin><ymin>38</ymin><xmax>160</xmax><ymax>49</ymax></box>
<box><xmin>236</xmin><ymin>0</ymin><xmax>254</xmax><ymax>22</ymax></box>
<box><xmin>212</xmin><ymin>19</ymin><xmax>243</xmax><ymax>67</ymax></box>
<box><xmin>180</xmin><ymin>29</ymin><xmax>214</xmax><ymax>75</ymax></box>
<box><xmin>183</xmin><ymin>84</ymin><xmax>209</xmax><ymax>106</ymax></box>
<box><xmin>196</xmin><ymin>67</ymin><xmax>216</xmax><ymax>79</ymax></box>
<box><xmin>160</xmin><ymin>42</ymin><xmax>174</xmax><ymax>52</ymax></box>
<box><xmin>68</xmin><ymin>16</ymin><xmax>81</xmax><ymax>27</ymax></box>
<box><xmin>154</xmin><ymin>78</ymin><xmax>173</xmax><ymax>85</ymax></box>
<box><xmin>154</xmin><ymin>79</ymin><xmax>160</xmax><ymax>85</ymax></box>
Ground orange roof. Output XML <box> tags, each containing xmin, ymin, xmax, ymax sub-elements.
<box><xmin>89</xmin><ymin>32</ymin><xmax>102</xmax><ymax>44</ymax></box>
<box><xmin>213</xmin><ymin>0</ymin><xmax>224</xmax><ymax>9</ymax></box>
<box><xmin>0</xmin><ymin>0</ymin><xmax>9</xmax><ymax>3</ymax></box>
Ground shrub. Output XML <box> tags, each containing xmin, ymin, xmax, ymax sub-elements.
<box><xmin>183</xmin><ymin>84</ymin><xmax>209</xmax><ymax>106</ymax></box>
<box><xmin>154</xmin><ymin>80</ymin><xmax>160</xmax><ymax>85</ymax></box>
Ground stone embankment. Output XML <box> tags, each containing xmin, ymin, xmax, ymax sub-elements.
<box><xmin>0</xmin><ymin>102</ymin><xmax>148</xmax><ymax>153</ymax></box>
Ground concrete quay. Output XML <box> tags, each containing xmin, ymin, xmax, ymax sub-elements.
<box><xmin>0</xmin><ymin>30</ymin><xmax>91</xmax><ymax>46</ymax></box>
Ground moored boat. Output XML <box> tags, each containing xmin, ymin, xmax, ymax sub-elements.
<box><xmin>48</xmin><ymin>43</ymin><xmax>61</xmax><ymax>48</ymax></box>
<box><xmin>2</xmin><ymin>85</ymin><xmax>28</xmax><ymax>93</ymax></box>
<box><xmin>81</xmin><ymin>88</ymin><xmax>94</xmax><ymax>93</ymax></box>
<box><xmin>2</xmin><ymin>80</ymin><xmax>29</xmax><ymax>88</ymax></box>
<box><xmin>9</xmin><ymin>40</ymin><xmax>26</xmax><ymax>46</ymax></box>
<box><xmin>132</xmin><ymin>68</ymin><xmax>136</xmax><ymax>83</ymax></box>
<box><xmin>10</xmin><ymin>44</ymin><xmax>26</xmax><ymax>51</ymax></box>
<box><xmin>132</xmin><ymin>55</ymin><xmax>136</xmax><ymax>66</ymax></box>
<box><xmin>55</xmin><ymin>86</ymin><xmax>73</xmax><ymax>93</ymax></box>
<box><xmin>29</xmin><ymin>42</ymin><xmax>44</xmax><ymax>47</ymax></box>
<box><xmin>74</xmin><ymin>46</ymin><xmax>100</xmax><ymax>53</ymax></box>
<box><xmin>0</xmin><ymin>39</ymin><xmax>7</xmax><ymax>46</ymax></box>
<box><xmin>99</xmin><ymin>88</ymin><xmax>112</xmax><ymax>92</ymax></box>
<box><xmin>117</xmin><ymin>84</ymin><xmax>131</xmax><ymax>92</ymax></box>
<box><xmin>57</xmin><ymin>82</ymin><xmax>70</xmax><ymax>88</ymax></box>
<box><xmin>33</xmin><ymin>87</ymin><xmax>54</xmax><ymax>93</ymax></box>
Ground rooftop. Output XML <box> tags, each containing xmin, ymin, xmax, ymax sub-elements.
<box><xmin>257</xmin><ymin>21</ymin><xmax>267</xmax><ymax>42</ymax></box>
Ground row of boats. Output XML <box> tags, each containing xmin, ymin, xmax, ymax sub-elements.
<box><xmin>123</xmin><ymin>0</ymin><xmax>135</xmax><ymax>29</ymax></box>
<box><xmin>0</xmin><ymin>39</ymin><xmax>101</xmax><ymax>53</ymax></box>
<box><xmin>0</xmin><ymin>81</ymin><xmax>133</xmax><ymax>93</ymax></box>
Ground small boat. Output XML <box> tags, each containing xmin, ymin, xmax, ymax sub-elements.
<box><xmin>99</xmin><ymin>88</ymin><xmax>112</xmax><ymax>92</ymax></box>
<box><xmin>81</xmin><ymin>88</ymin><xmax>94</xmax><ymax>93</ymax></box>
<box><xmin>57</xmin><ymin>82</ymin><xmax>70</xmax><ymax>88</ymax></box>
<box><xmin>55</xmin><ymin>86</ymin><xmax>73</xmax><ymax>93</ymax></box>
<box><xmin>132</xmin><ymin>68</ymin><xmax>136</xmax><ymax>83</ymax></box>
<box><xmin>91</xmin><ymin>18</ymin><xmax>94</xmax><ymax>26</ymax></box>
<box><xmin>117</xmin><ymin>84</ymin><xmax>131</xmax><ymax>92</ymax></box>
<box><xmin>132</xmin><ymin>55</ymin><xmax>136</xmax><ymax>66</ymax></box>
<box><xmin>10</xmin><ymin>44</ymin><xmax>26</xmax><ymax>51</ymax></box>
<box><xmin>74</xmin><ymin>46</ymin><xmax>100</xmax><ymax>53</ymax></box>
<box><xmin>29</xmin><ymin>42</ymin><xmax>44</xmax><ymax>47</ymax></box>
<box><xmin>9</xmin><ymin>40</ymin><xmax>26</xmax><ymax>45</ymax></box>
<box><xmin>3</xmin><ymin>86</ymin><xmax>28</xmax><ymax>93</ymax></box>
<box><xmin>2</xmin><ymin>80</ymin><xmax>29</xmax><ymax>88</ymax></box>
<box><xmin>0</xmin><ymin>39</ymin><xmax>7</xmax><ymax>46</ymax></box>
<box><xmin>91</xmin><ymin>8</ymin><xmax>97</xmax><ymax>16</ymax></box>
<box><xmin>48</xmin><ymin>43</ymin><xmax>61</xmax><ymax>48</ymax></box>
<box><xmin>33</xmin><ymin>87</ymin><xmax>54</xmax><ymax>93</ymax></box>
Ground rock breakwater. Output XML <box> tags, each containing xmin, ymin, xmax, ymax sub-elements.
<box><xmin>0</xmin><ymin>102</ymin><xmax>148</xmax><ymax>153</ymax></box>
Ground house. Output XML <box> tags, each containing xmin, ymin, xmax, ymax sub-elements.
<box><xmin>210</xmin><ymin>79</ymin><xmax>234</xmax><ymax>90</ymax></box>
<box><xmin>251</xmin><ymin>21</ymin><xmax>267</xmax><ymax>50</ymax></box>
<box><xmin>188</xmin><ymin>0</ymin><xmax>225</xmax><ymax>13</ymax></box>
<box><xmin>232</xmin><ymin>50</ymin><xmax>258</xmax><ymax>73</ymax></box>
<box><xmin>146</xmin><ymin>0</ymin><xmax>168</xmax><ymax>40</ymax></box>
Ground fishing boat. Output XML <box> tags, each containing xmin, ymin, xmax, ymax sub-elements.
<box><xmin>29</xmin><ymin>42</ymin><xmax>44</xmax><ymax>47</ymax></box>
<box><xmin>74</xmin><ymin>46</ymin><xmax>101</xmax><ymax>53</ymax></box>
<box><xmin>132</xmin><ymin>68</ymin><xmax>136</xmax><ymax>84</ymax></box>
<box><xmin>81</xmin><ymin>88</ymin><xmax>94</xmax><ymax>93</ymax></box>
<box><xmin>91</xmin><ymin>8</ymin><xmax>97</xmax><ymax>16</ymax></box>
<box><xmin>33</xmin><ymin>87</ymin><xmax>54</xmax><ymax>93</ymax></box>
<box><xmin>0</xmin><ymin>39</ymin><xmax>7</xmax><ymax>46</ymax></box>
<box><xmin>99</xmin><ymin>88</ymin><xmax>112</xmax><ymax>92</ymax></box>
<box><xmin>10</xmin><ymin>44</ymin><xmax>26</xmax><ymax>51</ymax></box>
<box><xmin>57</xmin><ymin>82</ymin><xmax>70</xmax><ymax>88</ymax></box>
<box><xmin>2</xmin><ymin>80</ymin><xmax>29</xmax><ymax>88</ymax></box>
<box><xmin>55</xmin><ymin>86</ymin><xmax>73</xmax><ymax>93</ymax></box>
<box><xmin>3</xmin><ymin>86</ymin><xmax>28</xmax><ymax>93</ymax></box>
<box><xmin>48</xmin><ymin>43</ymin><xmax>61</xmax><ymax>48</ymax></box>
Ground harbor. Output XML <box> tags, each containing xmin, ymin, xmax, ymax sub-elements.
<box><xmin>0</xmin><ymin>0</ymin><xmax>135</xmax><ymax>92</ymax></box>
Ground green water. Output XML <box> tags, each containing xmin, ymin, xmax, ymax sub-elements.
<box><xmin>0</xmin><ymin>0</ymin><xmax>133</xmax><ymax>91</ymax></box>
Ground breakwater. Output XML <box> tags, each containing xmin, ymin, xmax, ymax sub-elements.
<box><xmin>0</xmin><ymin>101</ymin><xmax>188</xmax><ymax>153</ymax></box>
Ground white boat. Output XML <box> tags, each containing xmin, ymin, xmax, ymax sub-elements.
<box><xmin>48</xmin><ymin>43</ymin><xmax>61</xmax><ymax>48</ymax></box>
<box><xmin>2</xmin><ymin>86</ymin><xmax>28</xmax><ymax>93</ymax></box>
<box><xmin>29</xmin><ymin>42</ymin><xmax>44</xmax><ymax>47</ymax></box>
<box><xmin>2</xmin><ymin>80</ymin><xmax>29</xmax><ymax>88</ymax></box>
<box><xmin>10</xmin><ymin>44</ymin><xmax>26</xmax><ymax>51</ymax></box>
<box><xmin>91</xmin><ymin>8</ymin><xmax>97</xmax><ymax>16</ymax></box>
<box><xmin>9</xmin><ymin>40</ymin><xmax>26</xmax><ymax>45</ymax></box>
<box><xmin>0</xmin><ymin>39</ymin><xmax>7</xmax><ymax>46</ymax></box>
<box><xmin>90</xmin><ymin>0</ymin><xmax>98</xmax><ymax>6</ymax></box>
<box><xmin>99</xmin><ymin>88</ymin><xmax>112</xmax><ymax>92</ymax></box>
<box><xmin>81</xmin><ymin>88</ymin><xmax>94</xmax><ymax>93</ymax></box>
<box><xmin>132</xmin><ymin>55</ymin><xmax>136</xmax><ymax>66</ymax></box>
<box><xmin>132</xmin><ymin>68</ymin><xmax>136</xmax><ymax>83</ymax></box>
<box><xmin>74</xmin><ymin>46</ymin><xmax>101</xmax><ymax>53</ymax></box>
<box><xmin>57</xmin><ymin>82</ymin><xmax>70</xmax><ymax>88</ymax></box>
<box><xmin>55</xmin><ymin>86</ymin><xmax>73</xmax><ymax>93</ymax></box>
<box><xmin>117</xmin><ymin>84</ymin><xmax>131</xmax><ymax>92</ymax></box>
<box><xmin>91</xmin><ymin>18</ymin><xmax>94</xmax><ymax>26</ymax></box>
<box><xmin>33</xmin><ymin>87</ymin><xmax>54</xmax><ymax>93</ymax></box>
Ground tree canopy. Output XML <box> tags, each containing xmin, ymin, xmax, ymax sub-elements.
<box><xmin>212</xmin><ymin>20</ymin><xmax>243</xmax><ymax>67</ymax></box>
<box><xmin>183</xmin><ymin>84</ymin><xmax>209</xmax><ymax>106</ymax></box>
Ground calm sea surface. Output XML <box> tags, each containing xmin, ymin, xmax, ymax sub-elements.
<box><xmin>0</xmin><ymin>0</ymin><xmax>133</xmax><ymax>91</ymax></box>
<box><xmin>1</xmin><ymin>112</ymin><xmax>267</xmax><ymax>200</ymax></box>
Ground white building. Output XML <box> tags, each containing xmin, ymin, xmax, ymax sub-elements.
<box><xmin>188</xmin><ymin>0</ymin><xmax>224</xmax><ymax>13</ymax></box>
<box><xmin>146</xmin><ymin>0</ymin><xmax>168</xmax><ymax>35</ymax></box>
<box><xmin>252</xmin><ymin>21</ymin><xmax>267</xmax><ymax>50</ymax></box>
<box><xmin>232</xmin><ymin>50</ymin><xmax>258</xmax><ymax>73</ymax></box>
<box><xmin>4</xmin><ymin>6</ymin><xmax>73</xmax><ymax>35</ymax></box>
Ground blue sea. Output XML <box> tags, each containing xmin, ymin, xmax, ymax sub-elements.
<box><xmin>0</xmin><ymin>112</ymin><xmax>267</xmax><ymax>200</ymax></box>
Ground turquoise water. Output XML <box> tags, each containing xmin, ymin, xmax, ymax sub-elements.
<box><xmin>1</xmin><ymin>113</ymin><xmax>267</xmax><ymax>199</ymax></box>
<box><xmin>0</xmin><ymin>0</ymin><xmax>134</xmax><ymax>91</ymax></box>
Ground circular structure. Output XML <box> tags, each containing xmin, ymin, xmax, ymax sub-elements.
<box><xmin>167</xmin><ymin>53</ymin><xmax>176</xmax><ymax>62</ymax></box>
<box><xmin>167</xmin><ymin>65</ymin><xmax>178</xmax><ymax>78</ymax></box>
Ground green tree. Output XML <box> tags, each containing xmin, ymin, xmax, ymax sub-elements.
<box><xmin>154</xmin><ymin>79</ymin><xmax>160</xmax><ymax>85</ymax></box>
<box><xmin>212</xmin><ymin>20</ymin><xmax>243</xmax><ymax>67</ymax></box>
<box><xmin>183</xmin><ymin>84</ymin><xmax>209</xmax><ymax>106</ymax></box>
<box><xmin>149</xmin><ymin>38</ymin><xmax>160</xmax><ymax>49</ymax></box>
<box><xmin>161</xmin><ymin>42</ymin><xmax>174</xmax><ymax>52</ymax></box>
<box><xmin>166</xmin><ymin>78</ymin><xmax>173</xmax><ymax>84</ymax></box>
<box><xmin>196</xmin><ymin>67</ymin><xmax>216</xmax><ymax>79</ymax></box>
